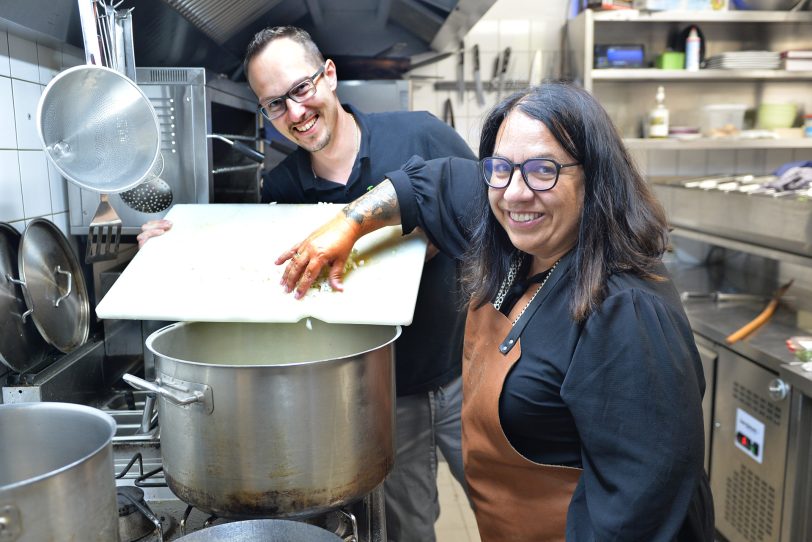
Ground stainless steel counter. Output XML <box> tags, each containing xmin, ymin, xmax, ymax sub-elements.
<box><xmin>667</xmin><ymin>260</ymin><xmax>812</xmax><ymax>542</ymax></box>
<box><xmin>667</xmin><ymin>260</ymin><xmax>805</xmax><ymax>377</ymax></box>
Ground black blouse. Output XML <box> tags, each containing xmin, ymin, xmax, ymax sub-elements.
<box><xmin>385</xmin><ymin>155</ymin><xmax>714</xmax><ymax>541</ymax></box>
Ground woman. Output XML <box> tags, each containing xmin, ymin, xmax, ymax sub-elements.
<box><xmin>279</xmin><ymin>82</ymin><xmax>714</xmax><ymax>541</ymax></box>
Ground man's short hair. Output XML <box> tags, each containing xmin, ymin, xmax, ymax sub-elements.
<box><xmin>244</xmin><ymin>26</ymin><xmax>325</xmax><ymax>74</ymax></box>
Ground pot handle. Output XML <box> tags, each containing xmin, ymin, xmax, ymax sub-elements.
<box><xmin>5</xmin><ymin>274</ymin><xmax>33</xmax><ymax>323</ymax></box>
<box><xmin>54</xmin><ymin>265</ymin><xmax>72</xmax><ymax>307</ymax></box>
<box><xmin>123</xmin><ymin>373</ymin><xmax>204</xmax><ymax>407</ymax></box>
<box><xmin>0</xmin><ymin>504</ymin><xmax>22</xmax><ymax>541</ymax></box>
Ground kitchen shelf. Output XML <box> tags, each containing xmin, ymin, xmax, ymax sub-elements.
<box><xmin>652</xmin><ymin>179</ymin><xmax>812</xmax><ymax>266</ymax></box>
<box><xmin>625</xmin><ymin>137</ymin><xmax>812</xmax><ymax>150</ymax></box>
<box><xmin>567</xmin><ymin>8</ymin><xmax>812</xmax><ymax>143</ymax></box>
<box><xmin>591</xmin><ymin>9</ymin><xmax>812</xmax><ymax>23</ymax></box>
<box><xmin>669</xmin><ymin>228</ymin><xmax>812</xmax><ymax>268</ymax></box>
<box><xmin>593</xmin><ymin>69</ymin><xmax>812</xmax><ymax>81</ymax></box>
<box><xmin>433</xmin><ymin>80</ymin><xmax>529</xmax><ymax>92</ymax></box>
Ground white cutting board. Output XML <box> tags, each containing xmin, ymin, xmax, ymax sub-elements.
<box><xmin>96</xmin><ymin>204</ymin><xmax>428</xmax><ymax>325</ymax></box>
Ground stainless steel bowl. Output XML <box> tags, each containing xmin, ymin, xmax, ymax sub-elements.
<box><xmin>37</xmin><ymin>64</ymin><xmax>160</xmax><ymax>193</ymax></box>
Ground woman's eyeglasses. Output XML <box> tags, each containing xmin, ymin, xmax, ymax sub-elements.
<box><xmin>258</xmin><ymin>65</ymin><xmax>326</xmax><ymax>121</ymax></box>
<box><xmin>480</xmin><ymin>156</ymin><xmax>579</xmax><ymax>192</ymax></box>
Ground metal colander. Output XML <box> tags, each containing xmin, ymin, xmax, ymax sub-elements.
<box><xmin>37</xmin><ymin>65</ymin><xmax>160</xmax><ymax>193</ymax></box>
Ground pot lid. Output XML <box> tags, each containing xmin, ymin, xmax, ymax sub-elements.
<box><xmin>18</xmin><ymin>219</ymin><xmax>89</xmax><ymax>353</ymax></box>
<box><xmin>0</xmin><ymin>223</ymin><xmax>49</xmax><ymax>372</ymax></box>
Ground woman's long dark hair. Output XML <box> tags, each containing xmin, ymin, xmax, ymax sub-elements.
<box><xmin>461</xmin><ymin>81</ymin><xmax>669</xmax><ymax>322</ymax></box>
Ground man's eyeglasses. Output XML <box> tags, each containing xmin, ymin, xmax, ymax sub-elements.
<box><xmin>258</xmin><ymin>65</ymin><xmax>326</xmax><ymax>121</ymax></box>
<box><xmin>479</xmin><ymin>156</ymin><xmax>580</xmax><ymax>192</ymax></box>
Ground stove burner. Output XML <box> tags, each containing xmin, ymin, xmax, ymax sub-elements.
<box><xmin>119</xmin><ymin>487</ymin><xmax>155</xmax><ymax>542</ymax></box>
<box><xmin>111</xmin><ymin>446</ymin><xmax>385</xmax><ymax>541</ymax></box>
<box><xmin>116</xmin><ymin>452</ymin><xmax>167</xmax><ymax>488</ymax></box>
<box><xmin>116</xmin><ymin>485</ymin><xmax>174</xmax><ymax>542</ymax></box>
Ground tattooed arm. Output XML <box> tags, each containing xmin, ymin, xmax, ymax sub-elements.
<box><xmin>276</xmin><ymin>180</ymin><xmax>402</xmax><ymax>299</ymax></box>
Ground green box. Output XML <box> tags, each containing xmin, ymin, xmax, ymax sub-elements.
<box><xmin>656</xmin><ymin>52</ymin><xmax>685</xmax><ymax>69</ymax></box>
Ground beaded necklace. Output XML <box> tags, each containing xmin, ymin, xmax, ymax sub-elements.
<box><xmin>493</xmin><ymin>255</ymin><xmax>561</xmax><ymax>325</ymax></box>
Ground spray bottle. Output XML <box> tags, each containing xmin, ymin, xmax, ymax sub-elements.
<box><xmin>685</xmin><ymin>26</ymin><xmax>701</xmax><ymax>72</ymax></box>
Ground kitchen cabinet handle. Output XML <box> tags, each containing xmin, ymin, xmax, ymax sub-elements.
<box><xmin>768</xmin><ymin>378</ymin><xmax>790</xmax><ymax>401</ymax></box>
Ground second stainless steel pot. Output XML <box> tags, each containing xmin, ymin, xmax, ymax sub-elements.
<box><xmin>0</xmin><ymin>402</ymin><xmax>119</xmax><ymax>541</ymax></box>
<box><xmin>125</xmin><ymin>320</ymin><xmax>399</xmax><ymax>519</ymax></box>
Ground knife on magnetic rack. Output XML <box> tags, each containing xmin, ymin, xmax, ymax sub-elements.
<box><xmin>473</xmin><ymin>44</ymin><xmax>485</xmax><ymax>107</ymax></box>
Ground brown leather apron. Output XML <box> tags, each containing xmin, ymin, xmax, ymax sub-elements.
<box><xmin>462</xmin><ymin>287</ymin><xmax>582</xmax><ymax>542</ymax></box>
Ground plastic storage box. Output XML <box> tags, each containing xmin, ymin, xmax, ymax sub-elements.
<box><xmin>701</xmin><ymin>104</ymin><xmax>749</xmax><ymax>136</ymax></box>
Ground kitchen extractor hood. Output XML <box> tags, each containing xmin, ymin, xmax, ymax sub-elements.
<box><xmin>0</xmin><ymin>0</ymin><xmax>496</xmax><ymax>80</ymax></box>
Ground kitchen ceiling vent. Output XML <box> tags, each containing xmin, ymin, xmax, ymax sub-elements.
<box><xmin>160</xmin><ymin>0</ymin><xmax>280</xmax><ymax>45</ymax></box>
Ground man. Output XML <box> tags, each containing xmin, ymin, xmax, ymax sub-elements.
<box><xmin>140</xmin><ymin>26</ymin><xmax>475</xmax><ymax>542</ymax></box>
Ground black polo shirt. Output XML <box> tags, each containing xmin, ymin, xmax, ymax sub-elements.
<box><xmin>261</xmin><ymin>105</ymin><xmax>476</xmax><ymax>396</ymax></box>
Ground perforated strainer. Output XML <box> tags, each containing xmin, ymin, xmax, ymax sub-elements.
<box><xmin>37</xmin><ymin>64</ymin><xmax>160</xmax><ymax>193</ymax></box>
<box><xmin>118</xmin><ymin>152</ymin><xmax>173</xmax><ymax>214</ymax></box>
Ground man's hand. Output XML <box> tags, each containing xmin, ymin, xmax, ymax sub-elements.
<box><xmin>276</xmin><ymin>213</ymin><xmax>362</xmax><ymax>299</ymax></box>
<box><xmin>137</xmin><ymin>220</ymin><xmax>172</xmax><ymax>248</ymax></box>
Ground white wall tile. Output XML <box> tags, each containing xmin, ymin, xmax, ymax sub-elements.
<box><xmin>504</xmin><ymin>50</ymin><xmax>531</xmax><ymax>84</ymax></box>
<box><xmin>67</xmin><ymin>182</ymin><xmax>83</xmax><ymax>229</ymax></box>
<box><xmin>530</xmin><ymin>19</ymin><xmax>565</xmax><ymax>51</ymax></box>
<box><xmin>11</xmin><ymin>79</ymin><xmax>42</xmax><ymax>150</ymax></box>
<box><xmin>476</xmin><ymin>49</ymin><xmax>501</xmax><ymax>86</ymax></box>
<box><xmin>412</xmin><ymin>81</ymin><xmax>438</xmax><ymax>114</ymax></box>
<box><xmin>0</xmin><ymin>31</ymin><xmax>10</xmax><ymax>78</ymax></box>
<box><xmin>522</xmin><ymin>1</ymin><xmax>570</xmax><ymax>20</ymax></box>
<box><xmin>37</xmin><ymin>44</ymin><xmax>60</xmax><ymax>84</ymax></box>
<box><xmin>498</xmin><ymin>19</ymin><xmax>531</xmax><ymax>53</ymax></box>
<box><xmin>61</xmin><ymin>49</ymin><xmax>84</xmax><ymax>70</ymax></box>
<box><xmin>543</xmin><ymin>51</ymin><xmax>563</xmax><ymax>79</ymax></box>
<box><xmin>18</xmin><ymin>150</ymin><xmax>52</xmax><ymax>217</ymax></box>
<box><xmin>0</xmin><ymin>150</ymin><xmax>24</xmax><ymax>222</ymax></box>
<box><xmin>647</xmin><ymin>149</ymin><xmax>680</xmax><ymax>176</ymax></box>
<box><xmin>465</xmin><ymin>20</ymin><xmax>500</xmax><ymax>53</ymax></box>
<box><xmin>791</xmin><ymin>148</ymin><xmax>809</xmax><ymax>163</ymax></box>
<box><xmin>435</xmin><ymin>54</ymin><xmax>459</xmax><ymax>82</ymax></box>
<box><xmin>629</xmin><ymin>148</ymin><xmax>649</xmax><ymax>176</ymax></box>
<box><xmin>764</xmin><ymin>149</ymin><xmax>795</xmax><ymax>173</ymax></box>
<box><xmin>734</xmin><ymin>149</ymin><xmax>764</xmax><ymax>175</ymax></box>
<box><xmin>706</xmin><ymin>149</ymin><xmax>736</xmax><ymax>174</ymax></box>
<box><xmin>8</xmin><ymin>220</ymin><xmax>25</xmax><ymax>234</ymax></box>
<box><xmin>47</xmin><ymin>160</ymin><xmax>68</xmax><ymax>213</ymax></box>
<box><xmin>676</xmin><ymin>150</ymin><xmax>708</xmax><ymax>177</ymax></box>
<box><xmin>50</xmin><ymin>211</ymin><xmax>70</xmax><ymax>237</ymax></box>
<box><xmin>8</xmin><ymin>34</ymin><xmax>39</xmax><ymax>83</ymax></box>
<box><xmin>0</xmin><ymin>76</ymin><xmax>17</xmax><ymax>149</ymax></box>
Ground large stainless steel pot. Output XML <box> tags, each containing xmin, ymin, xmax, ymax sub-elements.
<box><xmin>174</xmin><ymin>519</ymin><xmax>342</xmax><ymax>541</ymax></box>
<box><xmin>0</xmin><ymin>402</ymin><xmax>119</xmax><ymax>541</ymax></box>
<box><xmin>124</xmin><ymin>320</ymin><xmax>399</xmax><ymax>519</ymax></box>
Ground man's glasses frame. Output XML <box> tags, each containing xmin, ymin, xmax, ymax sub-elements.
<box><xmin>479</xmin><ymin>156</ymin><xmax>580</xmax><ymax>192</ymax></box>
<box><xmin>258</xmin><ymin>64</ymin><xmax>326</xmax><ymax>121</ymax></box>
